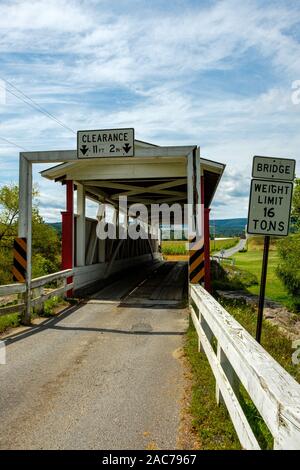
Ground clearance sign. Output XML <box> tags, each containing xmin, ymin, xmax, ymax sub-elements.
<box><xmin>77</xmin><ymin>128</ymin><xmax>134</xmax><ymax>158</ymax></box>
<box><xmin>247</xmin><ymin>156</ymin><xmax>295</xmax><ymax>236</ymax></box>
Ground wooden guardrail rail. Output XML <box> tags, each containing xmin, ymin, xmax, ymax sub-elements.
<box><xmin>210</xmin><ymin>255</ymin><xmax>235</xmax><ymax>265</ymax></box>
<box><xmin>0</xmin><ymin>269</ymin><xmax>74</xmax><ymax>318</ymax></box>
<box><xmin>190</xmin><ymin>283</ymin><xmax>300</xmax><ymax>450</ymax></box>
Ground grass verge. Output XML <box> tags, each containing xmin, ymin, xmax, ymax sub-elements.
<box><xmin>0</xmin><ymin>312</ymin><xmax>20</xmax><ymax>333</ymax></box>
<box><xmin>220</xmin><ymin>298</ymin><xmax>300</xmax><ymax>383</ymax></box>
<box><xmin>184</xmin><ymin>298</ymin><xmax>300</xmax><ymax>450</ymax></box>
<box><xmin>210</xmin><ymin>237</ymin><xmax>239</xmax><ymax>254</ymax></box>
<box><xmin>184</xmin><ymin>318</ymin><xmax>241</xmax><ymax>450</ymax></box>
<box><xmin>0</xmin><ymin>295</ymin><xmax>72</xmax><ymax>334</ymax></box>
<box><xmin>234</xmin><ymin>244</ymin><xmax>292</xmax><ymax>307</ymax></box>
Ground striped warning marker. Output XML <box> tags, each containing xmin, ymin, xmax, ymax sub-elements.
<box><xmin>189</xmin><ymin>236</ymin><xmax>205</xmax><ymax>284</ymax></box>
<box><xmin>12</xmin><ymin>237</ymin><xmax>27</xmax><ymax>283</ymax></box>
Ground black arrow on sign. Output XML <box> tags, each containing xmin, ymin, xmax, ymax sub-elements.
<box><xmin>123</xmin><ymin>143</ymin><xmax>131</xmax><ymax>154</ymax></box>
<box><xmin>80</xmin><ymin>145</ymin><xmax>89</xmax><ymax>155</ymax></box>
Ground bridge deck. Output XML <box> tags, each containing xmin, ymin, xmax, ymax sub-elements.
<box><xmin>89</xmin><ymin>261</ymin><xmax>188</xmax><ymax>306</ymax></box>
<box><xmin>0</xmin><ymin>261</ymin><xmax>189</xmax><ymax>450</ymax></box>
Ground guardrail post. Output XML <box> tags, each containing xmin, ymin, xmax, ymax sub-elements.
<box><xmin>32</xmin><ymin>286</ymin><xmax>43</xmax><ymax>316</ymax></box>
<box><xmin>216</xmin><ymin>343</ymin><xmax>240</xmax><ymax>406</ymax></box>
<box><xmin>17</xmin><ymin>290</ymin><xmax>24</xmax><ymax>317</ymax></box>
<box><xmin>63</xmin><ymin>277</ymin><xmax>67</xmax><ymax>299</ymax></box>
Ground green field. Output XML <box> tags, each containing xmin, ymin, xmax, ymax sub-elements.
<box><xmin>210</xmin><ymin>237</ymin><xmax>239</xmax><ymax>254</ymax></box>
<box><xmin>0</xmin><ymin>296</ymin><xmax>67</xmax><ymax>334</ymax></box>
<box><xmin>233</xmin><ymin>238</ymin><xmax>292</xmax><ymax>307</ymax></box>
<box><xmin>161</xmin><ymin>240</ymin><xmax>188</xmax><ymax>255</ymax></box>
<box><xmin>161</xmin><ymin>237</ymin><xmax>239</xmax><ymax>256</ymax></box>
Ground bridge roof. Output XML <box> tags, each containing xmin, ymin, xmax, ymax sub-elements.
<box><xmin>38</xmin><ymin>140</ymin><xmax>225</xmax><ymax>208</ymax></box>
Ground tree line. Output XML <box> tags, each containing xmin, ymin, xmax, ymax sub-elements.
<box><xmin>276</xmin><ymin>178</ymin><xmax>300</xmax><ymax>309</ymax></box>
<box><xmin>0</xmin><ymin>184</ymin><xmax>61</xmax><ymax>285</ymax></box>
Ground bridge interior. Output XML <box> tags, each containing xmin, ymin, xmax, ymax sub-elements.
<box><xmin>89</xmin><ymin>260</ymin><xmax>188</xmax><ymax>307</ymax></box>
<box><xmin>40</xmin><ymin>140</ymin><xmax>224</xmax><ymax>302</ymax></box>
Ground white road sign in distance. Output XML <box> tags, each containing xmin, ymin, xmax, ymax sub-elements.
<box><xmin>252</xmin><ymin>156</ymin><xmax>295</xmax><ymax>181</ymax></box>
<box><xmin>247</xmin><ymin>179</ymin><xmax>293</xmax><ymax>236</ymax></box>
<box><xmin>77</xmin><ymin>128</ymin><xmax>134</xmax><ymax>158</ymax></box>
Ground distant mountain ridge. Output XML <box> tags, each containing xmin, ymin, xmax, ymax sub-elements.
<box><xmin>48</xmin><ymin>222</ymin><xmax>62</xmax><ymax>235</ymax></box>
<box><xmin>210</xmin><ymin>218</ymin><xmax>247</xmax><ymax>237</ymax></box>
<box><xmin>48</xmin><ymin>218</ymin><xmax>247</xmax><ymax>238</ymax></box>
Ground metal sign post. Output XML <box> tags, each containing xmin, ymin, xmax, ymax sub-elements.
<box><xmin>256</xmin><ymin>235</ymin><xmax>270</xmax><ymax>343</ymax></box>
<box><xmin>247</xmin><ymin>155</ymin><xmax>296</xmax><ymax>344</ymax></box>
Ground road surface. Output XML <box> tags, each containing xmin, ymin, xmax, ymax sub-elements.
<box><xmin>0</xmin><ymin>262</ymin><xmax>189</xmax><ymax>450</ymax></box>
<box><xmin>213</xmin><ymin>238</ymin><xmax>246</xmax><ymax>259</ymax></box>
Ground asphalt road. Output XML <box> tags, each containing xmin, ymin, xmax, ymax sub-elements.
<box><xmin>0</xmin><ymin>285</ymin><xmax>188</xmax><ymax>449</ymax></box>
<box><xmin>213</xmin><ymin>238</ymin><xmax>246</xmax><ymax>259</ymax></box>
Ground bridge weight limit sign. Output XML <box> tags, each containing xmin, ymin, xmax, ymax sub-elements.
<box><xmin>247</xmin><ymin>156</ymin><xmax>295</xmax><ymax>343</ymax></box>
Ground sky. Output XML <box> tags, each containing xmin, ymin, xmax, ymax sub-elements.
<box><xmin>0</xmin><ymin>0</ymin><xmax>300</xmax><ymax>222</ymax></box>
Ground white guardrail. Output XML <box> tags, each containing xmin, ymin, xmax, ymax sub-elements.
<box><xmin>0</xmin><ymin>269</ymin><xmax>73</xmax><ymax>318</ymax></box>
<box><xmin>190</xmin><ymin>283</ymin><xmax>300</xmax><ymax>450</ymax></box>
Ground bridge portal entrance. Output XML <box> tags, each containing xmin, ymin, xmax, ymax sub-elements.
<box><xmin>18</xmin><ymin>136</ymin><xmax>224</xmax><ymax>316</ymax></box>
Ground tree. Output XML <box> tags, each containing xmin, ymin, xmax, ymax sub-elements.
<box><xmin>276</xmin><ymin>234</ymin><xmax>300</xmax><ymax>311</ymax></box>
<box><xmin>0</xmin><ymin>185</ymin><xmax>19</xmax><ymax>246</ymax></box>
<box><xmin>291</xmin><ymin>178</ymin><xmax>300</xmax><ymax>231</ymax></box>
<box><xmin>0</xmin><ymin>184</ymin><xmax>61</xmax><ymax>284</ymax></box>
<box><xmin>0</xmin><ymin>184</ymin><xmax>39</xmax><ymax>246</ymax></box>
<box><xmin>32</xmin><ymin>210</ymin><xmax>61</xmax><ymax>277</ymax></box>
<box><xmin>275</xmin><ymin>178</ymin><xmax>300</xmax><ymax>311</ymax></box>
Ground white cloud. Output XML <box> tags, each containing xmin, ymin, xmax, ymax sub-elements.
<box><xmin>0</xmin><ymin>0</ymin><xmax>92</xmax><ymax>32</ymax></box>
<box><xmin>1</xmin><ymin>0</ymin><xmax>299</xmax><ymax>86</ymax></box>
<box><xmin>1</xmin><ymin>0</ymin><xmax>300</xmax><ymax>220</ymax></box>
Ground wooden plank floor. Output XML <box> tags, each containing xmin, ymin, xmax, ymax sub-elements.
<box><xmin>89</xmin><ymin>260</ymin><xmax>162</xmax><ymax>302</ymax></box>
<box><xmin>123</xmin><ymin>261</ymin><xmax>188</xmax><ymax>306</ymax></box>
<box><xmin>149</xmin><ymin>262</ymin><xmax>187</xmax><ymax>301</ymax></box>
<box><xmin>90</xmin><ymin>261</ymin><xmax>188</xmax><ymax>306</ymax></box>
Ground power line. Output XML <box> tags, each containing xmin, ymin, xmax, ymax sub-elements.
<box><xmin>0</xmin><ymin>78</ymin><xmax>76</xmax><ymax>135</ymax></box>
<box><xmin>2</xmin><ymin>82</ymin><xmax>76</xmax><ymax>135</ymax></box>
<box><xmin>0</xmin><ymin>136</ymin><xmax>28</xmax><ymax>151</ymax></box>
<box><xmin>0</xmin><ymin>77</ymin><xmax>76</xmax><ymax>152</ymax></box>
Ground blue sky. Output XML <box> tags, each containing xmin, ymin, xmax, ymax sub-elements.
<box><xmin>0</xmin><ymin>0</ymin><xmax>300</xmax><ymax>222</ymax></box>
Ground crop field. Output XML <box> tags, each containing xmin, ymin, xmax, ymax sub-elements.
<box><xmin>161</xmin><ymin>237</ymin><xmax>239</xmax><ymax>257</ymax></box>
<box><xmin>210</xmin><ymin>237</ymin><xmax>239</xmax><ymax>253</ymax></box>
